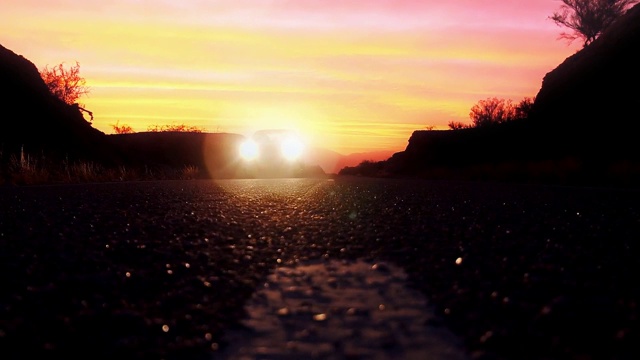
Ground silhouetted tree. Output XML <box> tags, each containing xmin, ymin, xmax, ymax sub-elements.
<box><xmin>448</xmin><ymin>121</ymin><xmax>470</xmax><ymax>130</ymax></box>
<box><xmin>550</xmin><ymin>0</ymin><xmax>638</xmax><ymax>46</ymax></box>
<box><xmin>147</xmin><ymin>123</ymin><xmax>204</xmax><ymax>133</ymax></box>
<box><xmin>111</xmin><ymin>120</ymin><xmax>135</xmax><ymax>134</ymax></box>
<box><xmin>469</xmin><ymin>97</ymin><xmax>517</xmax><ymax>127</ymax></box>
<box><xmin>515</xmin><ymin>97</ymin><xmax>535</xmax><ymax>120</ymax></box>
<box><xmin>40</xmin><ymin>61</ymin><xmax>93</xmax><ymax>122</ymax></box>
<box><xmin>40</xmin><ymin>61</ymin><xmax>89</xmax><ymax>105</ymax></box>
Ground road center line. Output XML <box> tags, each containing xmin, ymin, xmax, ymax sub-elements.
<box><xmin>217</xmin><ymin>258</ymin><xmax>470</xmax><ymax>359</ymax></box>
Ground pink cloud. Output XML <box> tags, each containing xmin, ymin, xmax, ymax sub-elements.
<box><xmin>1</xmin><ymin>0</ymin><xmax>581</xmax><ymax>153</ymax></box>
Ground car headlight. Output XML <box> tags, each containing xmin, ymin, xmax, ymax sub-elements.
<box><xmin>280</xmin><ymin>137</ymin><xmax>304</xmax><ymax>161</ymax></box>
<box><xmin>239</xmin><ymin>140</ymin><xmax>259</xmax><ymax>160</ymax></box>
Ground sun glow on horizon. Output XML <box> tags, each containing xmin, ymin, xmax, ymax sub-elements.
<box><xmin>1</xmin><ymin>0</ymin><xmax>580</xmax><ymax>155</ymax></box>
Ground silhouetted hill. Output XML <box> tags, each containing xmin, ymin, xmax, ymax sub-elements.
<box><xmin>303</xmin><ymin>147</ymin><xmax>395</xmax><ymax>174</ymax></box>
<box><xmin>349</xmin><ymin>4</ymin><xmax>640</xmax><ymax>186</ymax></box>
<box><xmin>1</xmin><ymin>44</ymin><xmax>323</xmax><ymax>180</ymax></box>
<box><xmin>301</xmin><ymin>147</ymin><xmax>344</xmax><ymax>175</ymax></box>
<box><xmin>333</xmin><ymin>150</ymin><xmax>396</xmax><ymax>174</ymax></box>
<box><xmin>109</xmin><ymin>132</ymin><xmax>326</xmax><ymax>178</ymax></box>
<box><xmin>0</xmin><ymin>44</ymin><xmax>113</xmax><ymax>163</ymax></box>
<box><xmin>108</xmin><ymin>132</ymin><xmax>245</xmax><ymax>178</ymax></box>
<box><xmin>529</xmin><ymin>3</ymin><xmax>640</xmax><ymax>162</ymax></box>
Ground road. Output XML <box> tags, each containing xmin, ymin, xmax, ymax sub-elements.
<box><xmin>1</xmin><ymin>178</ymin><xmax>640</xmax><ymax>359</ymax></box>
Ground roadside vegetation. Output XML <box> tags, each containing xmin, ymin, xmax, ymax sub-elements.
<box><xmin>146</xmin><ymin>123</ymin><xmax>204</xmax><ymax>133</ymax></box>
<box><xmin>110</xmin><ymin>121</ymin><xmax>206</xmax><ymax>134</ymax></box>
<box><xmin>0</xmin><ymin>62</ymin><xmax>208</xmax><ymax>185</ymax></box>
<box><xmin>447</xmin><ymin>96</ymin><xmax>535</xmax><ymax>130</ymax></box>
<box><xmin>40</xmin><ymin>61</ymin><xmax>94</xmax><ymax>122</ymax></box>
<box><xmin>111</xmin><ymin>120</ymin><xmax>134</xmax><ymax>134</ymax></box>
<box><xmin>0</xmin><ymin>146</ymin><xmax>201</xmax><ymax>185</ymax></box>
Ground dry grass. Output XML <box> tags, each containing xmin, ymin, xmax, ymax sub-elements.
<box><xmin>1</xmin><ymin>147</ymin><xmax>203</xmax><ymax>185</ymax></box>
<box><xmin>180</xmin><ymin>165</ymin><xmax>200</xmax><ymax>180</ymax></box>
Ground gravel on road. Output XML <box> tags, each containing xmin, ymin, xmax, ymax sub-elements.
<box><xmin>1</xmin><ymin>178</ymin><xmax>640</xmax><ymax>359</ymax></box>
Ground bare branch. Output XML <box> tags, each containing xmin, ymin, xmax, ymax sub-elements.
<box><xmin>550</xmin><ymin>0</ymin><xmax>639</xmax><ymax>47</ymax></box>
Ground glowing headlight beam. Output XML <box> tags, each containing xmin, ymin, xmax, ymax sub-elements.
<box><xmin>280</xmin><ymin>137</ymin><xmax>304</xmax><ymax>161</ymax></box>
<box><xmin>239</xmin><ymin>140</ymin><xmax>259</xmax><ymax>160</ymax></box>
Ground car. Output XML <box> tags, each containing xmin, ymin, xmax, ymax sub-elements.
<box><xmin>238</xmin><ymin>129</ymin><xmax>308</xmax><ymax>178</ymax></box>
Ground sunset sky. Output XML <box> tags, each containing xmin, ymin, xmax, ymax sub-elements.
<box><xmin>2</xmin><ymin>0</ymin><xmax>579</xmax><ymax>155</ymax></box>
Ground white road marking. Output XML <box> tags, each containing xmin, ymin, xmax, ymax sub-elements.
<box><xmin>217</xmin><ymin>259</ymin><xmax>471</xmax><ymax>360</ymax></box>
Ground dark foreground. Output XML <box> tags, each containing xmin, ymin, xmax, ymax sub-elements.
<box><xmin>1</xmin><ymin>178</ymin><xmax>639</xmax><ymax>359</ymax></box>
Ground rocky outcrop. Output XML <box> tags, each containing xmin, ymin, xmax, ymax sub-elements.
<box><xmin>529</xmin><ymin>3</ymin><xmax>640</xmax><ymax>160</ymax></box>
<box><xmin>532</xmin><ymin>3</ymin><xmax>640</xmax><ymax>126</ymax></box>
<box><xmin>366</xmin><ymin>4</ymin><xmax>640</xmax><ymax>184</ymax></box>
<box><xmin>0</xmin><ymin>44</ymin><xmax>111</xmax><ymax>162</ymax></box>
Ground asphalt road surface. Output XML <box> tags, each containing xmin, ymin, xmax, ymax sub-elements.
<box><xmin>1</xmin><ymin>178</ymin><xmax>640</xmax><ymax>359</ymax></box>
